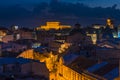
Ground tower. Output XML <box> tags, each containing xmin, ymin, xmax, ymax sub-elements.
<box><xmin>106</xmin><ymin>18</ymin><xmax>114</xmax><ymax>29</ymax></box>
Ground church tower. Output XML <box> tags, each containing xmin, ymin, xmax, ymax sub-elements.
<box><xmin>106</xmin><ymin>18</ymin><xmax>114</xmax><ymax>29</ymax></box>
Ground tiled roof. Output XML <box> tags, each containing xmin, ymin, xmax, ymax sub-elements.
<box><xmin>93</xmin><ymin>63</ymin><xmax>118</xmax><ymax>76</ymax></box>
<box><xmin>68</xmin><ymin>56</ymin><xmax>97</xmax><ymax>72</ymax></box>
<box><xmin>87</xmin><ymin>62</ymin><xmax>108</xmax><ymax>72</ymax></box>
<box><xmin>65</xmin><ymin>55</ymin><xmax>119</xmax><ymax>79</ymax></box>
<box><xmin>63</xmin><ymin>53</ymin><xmax>79</xmax><ymax>65</ymax></box>
<box><xmin>104</xmin><ymin>67</ymin><xmax>119</xmax><ymax>80</ymax></box>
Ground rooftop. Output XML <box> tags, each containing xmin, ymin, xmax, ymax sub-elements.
<box><xmin>66</xmin><ymin>55</ymin><xmax>119</xmax><ymax>79</ymax></box>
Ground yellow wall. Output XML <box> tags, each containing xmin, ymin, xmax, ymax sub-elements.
<box><xmin>87</xmin><ymin>33</ymin><xmax>97</xmax><ymax>44</ymax></box>
<box><xmin>17</xmin><ymin>49</ymin><xmax>34</xmax><ymax>59</ymax></box>
<box><xmin>57</xmin><ymin>64</ymin><xmax>97</xmax><ymax>80</ymax></box>
<box><xmin>53</xmin><ymin>56</ymin><xmax>106</xmax><ymax>80</ymax></box>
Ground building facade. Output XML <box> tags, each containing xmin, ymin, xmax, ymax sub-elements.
<box><xmin>37</xmin><ymin>22</ymin><xmax>71</xmax><ymax>31</ymax></box>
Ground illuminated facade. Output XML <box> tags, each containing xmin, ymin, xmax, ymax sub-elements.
<box><xmin>58</xmin><ymin>42</ymin><xmax>71</xmax><ymax>53</ymax></box>
<box><xmin>57</xmin><ymin>64</ymin><xmax>97</xmax><ymax>80</ymax></box>
<box><xmin>17</xmin><ymin>46</ymin><xmax>119</xmax><ymax>80</ymax></box>
<box><xmin>118</xmin><ymin>25</ymin><xmax>120</xmax><ymax>38</ymax></box>
<box><xmin>17</xmin><ymin>49</ymin><xmax>35</xmax><ymax>59</ymax></box>
<box><xmin>87</xmin><ymin>32</ymin><xmax>97</xmax><ymax>44</ymax></box>
<box><xmin>93</xmin><ymin>24</ymin><xmax>105</xmax><ymax>29</ymax></box>
<box><xmin>55</xmin><ymin>56</ymin><xmax>107</xmax><ymax>80</ymax></box>
<box><xmin>107</xmin><ymin>18</ymin><xmax>114</xmax><ymax>29</ymax></box>
<box><xmin>37</xmin><ymin>22</ymin><xmax>71</xmax><ymax>30</ymax></box>
<box><xmin>0</xmin><ymin>31</ymin><xmax>7</xmax><ymax>41</ymax></box>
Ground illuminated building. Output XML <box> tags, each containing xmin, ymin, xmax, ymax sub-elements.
<box><xmin>17</xmin><ymin>45</ymin><xmax>119</xmax><ymax>80</ymax></box>
<box><xmin>0</xmin><ymin>31</ymin><xmax>6</xmax><ymax>36</ymax></box>
<box><xmin>102</xmin><ymin>25</ymin><xmax>114</xmax><ymax>40</ymax></box>
<box><xmin>92</xmin><ymin>24</ymin><xmax>105</xmax><ymax>29</ymax></box>
<box><xmin>19</xmin><ymin>30</ymin><xmax>35</xmax><ymax>40</ymax></box>
<box><xmin>86</xmin><ymin>31</ymin><xmax>97</xmax><ymax>44</ymax></box>
<box><xmin>113</xmin><ymin>31</ymin><xmax>118</xmax><ymax>38</ymax></box>
<box><xmin>68</xmin><ymin>31</ymin><xmax>92</xmax><ymax>44</ymax></box>
<box><xmin>0</xmin><ymin>28</ymin><xmax>8</xmax><ymax>41</ymax></box>
<box><xmin>114</xmin><ymin>77</ymin><xmax>120</xmax><ymax>80</ymax></box>
<box><xmin>2</xmin><ymin>35</ymin><xmax>14</xmax><ymax>43</ymax></box>
<box><xmin>56</xmin><ymin>54</ymin><xmax>118</xmax><ymax>80</ymax></box>
<box><xmin>17</xmin><ymin>49</ymin><xmax>35</xmax><ymax>59</ymax></box>
<box><xmin>11</xmin><ymin>27</ymin><xmax>35</xmax><ymax>40</ymax></box>
<box><xmin>32</xmin><ymin>43</ymin><xmax>41</xmax><ymax>48</ymax></box>
<box><xmin>58</xmin><ymin>42</ymin><xmax>71</xmax><ymax>53</ymax></box>
<box><xmin>0</xmin><ymin>31</ymin><xmax>7</xmax><ymax>41</ymax></box>
<box><xmin>37</xmin><ymin>22</ymin><xmax>71</xmax><ymax>31</ymax></box>
<box><xmin>118</xmin><ymin>25</ymin><xmax>120</xmax><ymax>38</ymax></box>
<box><xmin>106</xmin><ymin>18</ymin><xmax>114</xmax><ymax>29</ymax></box>
<box><xmin>11</xmin><ymin>25</ymin><xmax>19</xmax><ymax>31</ymax></box>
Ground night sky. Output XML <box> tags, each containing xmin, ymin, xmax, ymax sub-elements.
<box><xmin>0</xmin><ymin>0</ymin><xmax>120</xmax><ymax>27</ymax></box>
<box><xmin>64</xmin><ymin>0</ymin><xmax>120</xmax><ymax>8</ymax></box>
<box><xmin>0</xmin><ymin>0</ymin><xmax>120</xmax><ymax>7</ymax></box>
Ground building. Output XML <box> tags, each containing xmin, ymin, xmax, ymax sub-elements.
<box><xmin>0</xmin><ymin>42</ymin><xmax>27</xmax><ymax>55</ymax></box>
<box><xmin>92</xmin><ymin>24</ymin><xmax>105</xmax><ymax>29</ymax></box>
<box><xmin>0</xmin><ymin>57</ymin><xmax>49</xmax><ymax>80</ymax></box>
<box><xmin>106</xmin><ymin>18</ymin><xmax>114</xmax><ymax>29</ymax></box>
<box><xmin>36</xmin><ymin>30</ymin><xmax>54</xmax><ymax>45</ymax></box>
<box><xmin>0</xmin><ymin>31</ymin><xmax>7</xmax><ymax>41</ymax></box>
<box><xmin>17</xmin><ymin>48</ymin><xmax>59</xmax><ymax>80</ymax></box>
<box><xmin>15</xmin><ymin>39</ymin><xmax>39</xmax><ymax>49</ymax></box>
<box><xmin>56</xmin><ymin>54</ymin><xmax>119</xmax><ymax>80</ymax></box>
<box><xmin>2</xmin><ymin>35</ymin><xmax>14</xmax><ymax>43</ymax></box>
<box><xmin>97</xmin><ymin>39</ymin><xmax>120</xmax><ymax>49</ymax></box>
<box><xmin>15</xmin><ymin>28</ymin><xmax>35</xmax><ymax>40</ymax></box>
<box><xmin>37</xmin><ymin>22</ymin><xmax>71</xmax><ymax>31</ymax></box>
<box><xmin>86</xmin><ymin>32</ymin><xmax>97</xmax><ymax>44</ymax></box>
<box><xmin>118</xmin><ymin>25</ymin><xmax>120</xmax><ymax>38</ymax></box>
<box><xmin>0</xmin><ymin>27</ymin><xmax>8</xmax><ymax>41</ymax></box>
<box><xmin>96</xmin><ymin>46</ymin><xmax>120</xmax><ymax>60</ymax></box>
<box><xmin>17</xmin><ymin>49</ymin><xmax>35</xmax><ymax>60</ymax></box>
<box><xmin>49</xmin><ymin>41</ymin><xmax>63</xmax><ymax>52</ymax></box>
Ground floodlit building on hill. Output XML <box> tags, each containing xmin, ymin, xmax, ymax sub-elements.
<box><xmin>36</xmin><ymin>22</ymin><xmax>71</xmax><ymax>30</ymax></box>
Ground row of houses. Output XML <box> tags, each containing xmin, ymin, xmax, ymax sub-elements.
<box><xmin>0</xmin><ymin>57</ymin><xmax>49</xmax><ymax>80</ymax></box>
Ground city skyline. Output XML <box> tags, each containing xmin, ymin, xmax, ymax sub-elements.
<box><xmin>0</xmin><ymin>0</ymin><xmax>120</xmax><ymax>78</ymax></box>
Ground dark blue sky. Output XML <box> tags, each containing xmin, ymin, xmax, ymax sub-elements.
<box><xmin>0</xmin><ymin>0</ymin><xmax>120</xmax><ymax>27</ymax></box>
<box><xmin>0</xmin><ymin>0</ymin><xmax>120</xmax><ymax>8</ymax></box>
